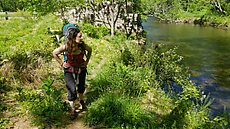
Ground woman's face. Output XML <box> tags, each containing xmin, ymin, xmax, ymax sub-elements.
<box><xmin>75</xmin><ymin>32</ymin><xmax>82</xmax><ymax>44</ymax></box>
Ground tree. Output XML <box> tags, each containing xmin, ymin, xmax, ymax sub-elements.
<box><xmin>89</xmin><ymin>0</ymin><xmax>127</xmax><ymax>36</ymax></box>
<box><xmin>0</xmin><ymin>0</ymin><xmax>25</xmax><ymax>12</ymax></box>
<box><xmin>89</xmin><ymin>0</ymin><xmax>143</xmax><ymax>36</ymax></box>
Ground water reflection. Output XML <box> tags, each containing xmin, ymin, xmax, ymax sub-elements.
<box><xmin>142</xmin><ymin>16</ymin><xmax>230</xmax><ymax>113</ymax></box>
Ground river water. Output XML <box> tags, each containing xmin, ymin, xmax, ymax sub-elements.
<box><xmin>142</xmin><ymin>16</ymin><xmax>230</xmax><ymax>114</ymax></box>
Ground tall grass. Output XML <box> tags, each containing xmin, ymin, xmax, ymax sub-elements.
<box><xmin>0</xmin><ymin>14</ymin><xmax>62</xmax><ymax>85</ymax></box>
<box><xmin>85</xmin><ymin>93</ymin><xmax>156</xmax><ymax>129</ymax></box>
<box><xmin>17</xmin><ymin>77</ymin><xmax>69</xmax><ymax>128</ymax></box>
<box><xmin>1</xmin><ymin>13</ymin><xmax>229</xmax><ymax>128</ymax></box>
<box><xmin>0</xmin><ymin>76</ymin><xmax>11</xmax><ymax>128</ymax></box>
<box><xmin>84</xmin><ymin>33</ymin><xmax>229</xmax><ymax>128</ymax></box>
<box><xmin>0</xmin><ymin>14</ymin><xmax>66</xmax><ymax>128</ymax></box>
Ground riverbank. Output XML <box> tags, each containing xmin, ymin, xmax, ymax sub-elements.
<box><xmin>142</xmin><ymin>17</ymin><xmax>230</xmax><ymax>127</ymax></box>
<box><xmin>153</xmin><ymin>13</ymin><xmax>230</xmax><ymax>30</ymax></box>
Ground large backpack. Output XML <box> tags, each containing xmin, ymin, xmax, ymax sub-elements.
<box><xmin>62</xmin><ymin>24</ymin><xmax>85</xmax><ymax>62</ymax></box>
<box><xmin>63</xmin><ymin>24</ymin><xmax>79</xmax><ymax>61</ymax></box>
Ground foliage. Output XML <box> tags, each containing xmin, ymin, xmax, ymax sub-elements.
<box><xmin>90</xmin><ymin>62</ymin><xmax>149</xmax><ymax>98</ymax></box>
<box><xmin>0</xmin><ymin>0</ymin><xmax>85</xmax><ymax>16</ymax></box>
<box><xmin>17</xmin><ymin>77</ymin><xmax>69</xmax><ymax>128</ymax></box>
<box><xmin>85</xmin><ymin>93</ymin><xmax>155</xmax><ymax>128</ymax></box>
<box><xmin>0</xmin><ymin>14</ymin><xmax>61</xmax><ymax>84</ymax></box>
<box><xmin>145</xmin><ymin>45</ymin><xmax>228</xmax><ymax>128</ymax></box>
<box><xmin>85</xmin><ymin>34</ymin><xmax>229</xmax><ymax>128</ymax></box>
<box><xmin>0</xmin><ymin>77</ymin><xmax>9</xmax><ymax>129</ymax></box>
<box><xmin>0</xmin><ymin>76</ymin><xmax>9</xmax><ymax>129</ymax></box>
<box><xmin>1</xmin><ymin>13</ymin><xmax>229</xmax><ymax>128</ymax></box>
<box><xmin>81</xmin><ymin>23</ymin><xmax>110</xmax><ymax>39</ymax></box>
<box><xmin>0</xmin><ymin>118</ymin><xmax>9</xmax><ymax>129</ymax></box>
<box><xmin>89</xmin><ymin>41</ymin><xmax>156</xmax><ymax>98</ymax></box>
<box><xmin>108</xmin><ymin>31</ymin><xmax>127</xmax><ymax>45</ymax></box>
<box><xmin>0</xmin><ymin>76</ymin><xmax>11</xmax><ymax>94</ymax></box>
<box><xmin>0</xmin><ymin>14</ymin><xmax>69</xmax><ymax>128</ymax></box>
<box><xmin>120</xmin><ymin>47</ymin><xmax>135</xmax><ymax>66</ymax></box>
<box><xmin>0</xmin><ymin>0</ymin><xmax>25</xmax><ymax>11</ymax></box>
<box><xmin>140</xmin><ymin>0</ymin><xmax>230</xmax><ymax>26</ymax></box>
<box><xmin>0</xmin><ymin>16</ymin><xmax>55</xmax><ymax>61</ymax></box>
<box><xmin>140</xmin><ymin>0</ymin><xmax>230</xmax><ymax>16</ymax></box>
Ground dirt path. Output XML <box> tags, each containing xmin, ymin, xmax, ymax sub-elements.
<box><xmin>64</xmin><ymin>111</ymin><xmax>89</xmax><ymax>129</ymax></box>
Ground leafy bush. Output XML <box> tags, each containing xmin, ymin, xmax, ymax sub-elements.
<box><xmin>0</xmin><ymin>76</ymin><xmax>11</xmax><ymax>129</ymax></box>
<box><xmin>120</xmin><ymin>47</ymin><xmax>135</xmax><ymax>66</ymax></box>
<box><xmin>90</xmin><ymin>62</ymin><xmax>152</xmax><ymax>98</ymax></box>
<box><xmin>97</xmin><ymin>25</ymin><xmax>111</xmax><ymax>38</ymax></box>
<box><xmin>18</xmin><ymin>77</ymin><xmax>68</xmax><ymax>128</ymax></box>
<box><xmin>0</xmin><ymin>76</ymin><xmax>11</xmax><ymax>93</ymax></box>
<box><xmin>85</xmin><ymin>94</ymin><xmax>155</xmax><ymax>128</ymax></box>
<box><xmin>81</xmin><ymin>23</ymin><xmax>110</xmax><ymax>39</ymax></box>
<box><xmin>0</xmin><ymin>118</ymin><xmax>9</xmax><ymax>129</ymax></box>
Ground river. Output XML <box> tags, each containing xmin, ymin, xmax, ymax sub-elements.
<box><xmin>142</xmin><ymin>16</ymin><xmax>230</xmax><ymax>114</ymax></box>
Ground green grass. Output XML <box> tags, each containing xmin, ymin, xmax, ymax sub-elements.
<box><xmin>0</xmin><ymin>11</ymin><xmax>229</xmax><ymax>129</ymax></box>
<box><xmin>0</xmin><ymin>13</ymin><xmax>62</xmax><ymax>61</ymax></box>
<box><xmin>85</xmin><ymin>94</ymin><xmax>156</xmax><ymax>128</ymax></box>
<box><xmin>84</xmin><ymin>36</ymin><xmax>229</xmax><ymax>128</ymax></box>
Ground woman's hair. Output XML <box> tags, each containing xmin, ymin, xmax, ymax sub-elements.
<box><xmin>67</xmin><ymin>28</ymin><xmax>80</xmax><ymax>53</ymax></box>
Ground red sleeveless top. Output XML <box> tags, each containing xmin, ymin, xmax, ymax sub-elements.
<box><xmin>66</xmin><ymin>48</ymin><xmax>85</xmax><ymax>68</ymax></box>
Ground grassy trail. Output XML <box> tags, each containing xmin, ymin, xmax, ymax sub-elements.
<box><xmin>1</xmin><ymin>13</ymin><xmax>114</xmax><ymax>128</ymax></box>
<box><xmin>6</xmin><ymin>53</ymin><xmax>107</xmax><ymax>129</ymax></box>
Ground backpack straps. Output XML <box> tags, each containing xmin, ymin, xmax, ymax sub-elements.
<box><xmin>63</xmin><ymin>45</ymin><xmax>68</xmax><ymax>62</ymax></box>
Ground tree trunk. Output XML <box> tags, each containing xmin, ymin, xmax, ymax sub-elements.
<box><xmin>5</xmin><ymin>12</ymin><xmax>8</xmax><ymax>20</ymax></box>
<box><xmin>125</xmin><ymin>0</ymin><xmax>128</xmax><ymax>14</ymax></box>
<box><xmin>0</xmin><ymin>0</ymin><xmax>5</xmax><ymax>12</ymax></box>
<box><xmin>212</xmin><ymin>0</ymin><xmax>225</xmax><ymax>14</ymax></box>
<box><xmin>111</xmin><ymin>0</ymin><xmax>115</xmax><ymax>36</ymax></box>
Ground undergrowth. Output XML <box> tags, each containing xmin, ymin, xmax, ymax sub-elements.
<box><xmin>0</xmin><ymin>13</ymin><xmax>229</xmax><ymax>129</ymax></box>
<box><xmin>16</xmin><ymin>77</ymin><xmax>69</xmax><ymax>128</ymax></box>
<box><xmin>84</xmin><ymin>35</ymin><xmax>229</xmax><ymax>128</ymax></box>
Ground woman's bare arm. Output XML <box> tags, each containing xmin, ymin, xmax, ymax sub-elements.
<box><xmin>84</xmin><ymin>44</ymin><xmax>92</xmax><ymax>65</ymax></box>
<box><xmin>52</xmin><ymin>45</ymin><xmax>66</xmax><ymax>66</ymax></box>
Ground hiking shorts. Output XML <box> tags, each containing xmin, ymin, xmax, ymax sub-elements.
<box><xmin>64</xmin><ymin>67</ymin><xmax>87</xmax><ymax>101</ymax></box>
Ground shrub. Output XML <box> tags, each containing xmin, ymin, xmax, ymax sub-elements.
<box><xmin>90</xmin><ymin>62</ymin><xmax>152</xmax><ymax>98</ymax></box>
<box><xmin>0</xmin><ymin>118</ymin><xmax>9</xmax><ymax>129</ymax></box>
<box><xmin>85</xmin><ymin>94</ymin><xmax>155</xmax><ymax>128</ymax></box>
<box><xmin>18</xmin><ymin>77</ymin><xmax>68</xmax><ymax>128</ymax></box>
<box><xmin>81</xmin><ymin>23</ymin><xmax>110</xmax><ymax>39</ymax></box>
<box><xmin>0</xmin><ymin>76</ymin><xmax>9</xmax><ymax>129</ymax></box>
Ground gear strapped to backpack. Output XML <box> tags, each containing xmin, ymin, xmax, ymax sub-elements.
<box><xmin>63</xmin><ymin>23</ymin><xmax>79</xmax><ymax>43</ymax></box>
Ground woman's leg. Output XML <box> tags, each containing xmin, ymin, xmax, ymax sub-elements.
<box><xmin>64</xmin><ymin>72</ymin><xmax>77</xmax><ymax>113</ymax></box>
<box><xmin>77</xmin><ymin>68</ymin><xmax>87</xmax><ymax>109</ymax></box>
<box><xmin>64</xmin><ymin>72</ymin><xmax>77</xmax><ymax>101</ymax></box>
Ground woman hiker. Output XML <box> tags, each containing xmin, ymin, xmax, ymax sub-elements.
<box><xmin>52</xmin><ymin>25</ymin><xmax>92</xmax><ymax>115</ymax></box>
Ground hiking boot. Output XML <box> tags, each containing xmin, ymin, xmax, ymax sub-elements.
<box><xmin>80</xmin><ymin>100</ymin><xmax>87</xmax><ymax>110</ymax></box>
<box><xmin>75</xmin><ymin>102</ymin><xmax>81</xmax><ymax>109</ymax></box>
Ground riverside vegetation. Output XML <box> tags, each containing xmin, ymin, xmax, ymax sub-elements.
<box><xmin>140</xmin><ymin>0</ymin><xmax>230</xmax><ymax>29</ymax></box>
<box><xmin>0</xmin><ymin>14</ymin><xmax>229</xmax><ymax>129</ymax></box>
